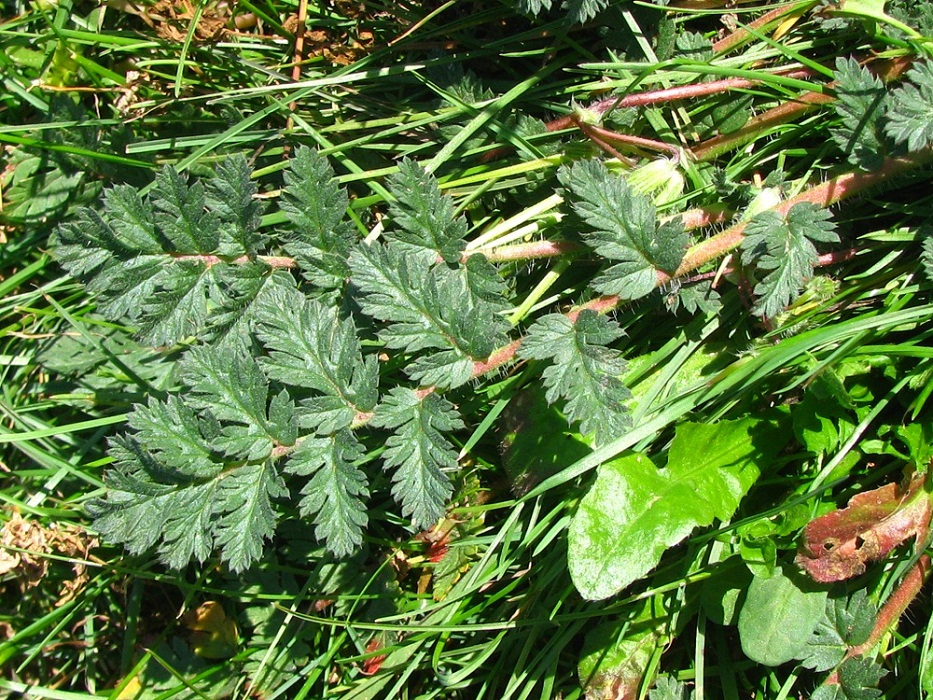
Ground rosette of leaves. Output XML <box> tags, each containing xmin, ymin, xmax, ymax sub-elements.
<box><xmin>51</xmin><ymin>147</ymin><xmax>697</xmax><ymax>571</ymax></box>
<box><xmin>51</xmin><ymin>131</ymin><xmax>876</xmax><ymax>574</ymax></box>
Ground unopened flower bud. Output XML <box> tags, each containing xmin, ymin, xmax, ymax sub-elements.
<box><xmin>627</xmin><ymin>157</ymin><xmax>685</xmax><ymax>206</ymax></box>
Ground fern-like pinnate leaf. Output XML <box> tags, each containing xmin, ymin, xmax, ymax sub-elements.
<box><xmin>286</xmin><ymin>430</ymin><xmax>369</xmax><ymax>556</ymax></box>
<box><xmin>386</xmin><ymin>159</ymin><xmax>467</xmax><ymax>264</ymax></box>
<box><xmin>831</xmin><ymin>57</ymin><xmax>888</xmax><ymax>170</ymax></box>
<box><xmin>885</xmin><ymin>60</ymin><xmax>933</xmax><ymax>153</ymax></box>
<box><xmin>350</xmin><ymin>243</ymin><xmax>507</xmax><ymax>388</ymax></box>
<box><xmin>126</xmin><ymin>395</ymin><xmax>222</xmax><ymax>479</ymax></box>
<box><xmin>371</xmin><ymin>388</ymin><xmax>465</xmax><ymax>528</ymax></box>
<box><xmin>740</xmin><ymin>203</ymin><xmax>839</xmax><ymax>319</ymax></box>
<box><xmin>151</xmin><ymin>165</ymin><xmax>221</xmax><ymax>252</ymax></box>
<box><xmin>206</xmin><ymin>155</ymin><xmax>264</xmax><ymax>256</ymax></box>
<box><xmin>87</xmin><ymin>430</ymin><xmax>288</xmax><ymax>572</ymax></box>
<box><xmin>514</xmin><ymin>0</ymin><xmax>608</xmax><ymax>22</ymax></box>
<box><xmin>213</xmin><ymin>463</ymin><xmax>289</xmax><ymax>572</ymax></box>
<box><xmin>281</xmin><ymin>146</ymin><xmax>356</xmax><ymax>290</ymax></box>
<box><xmin>921</xmin><ymin>227</ymin><xmax>933</xmax><ymax>283</ymax></box>
<box><xmin>518</xmin><ymin>310</ymin><xmax>631</xmax><ymax>444</ymax></box>
<box><xmin>255</xmin><ymin>285</ymin><xmax>378</xmax><ymax>434</ymax></box>
<box><xmin>50</xmin><ymin>155</ymin><xmax>283</xmax><ymax>346</ymax></box>
<box><xmin>561</xmin><ymin>160</ymin><xmax>687</xmax><ymax>300</ymax></box>
<box><xmin>181</xmin><ymin>343</ymin><xmax>298</xmax><ymax>460</ymax></box>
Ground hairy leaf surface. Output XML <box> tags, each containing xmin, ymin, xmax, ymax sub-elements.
<box><xmin>87</xmin><ymin>437</ymin><xmax>286</xmax><ymax>572</ymax></box>
<box><xmin>518</xmin><ymin>310</ymin><xmax>630</xmax><ymax>444</ymax></box>
<box><xmin>51</xmin><ymin>157</ymin><xmax>283</xmax><ymax>346</ymax></box>
<box><xmin>256</xmin><ymin>285</ymin><xmax>378</xmax><ymax>433</ymax></box>
<box><xmin>740</xmin><ymin>202</ymin><xmax>839</xmax><ymax>318</ymax></box>
<box><xmin>738</xmin><ymin>569</ymin><xmax>827</xmax><ymax>666</ymax></box>
<box><xmin>371</xmin><ymin>388</ymin><xmax>464</xmax><ymax>528</ymax></box>
<box><xmin>831</xmin><ymin>57</ymin><xmax>888</xmax><ymax>170</ymax></box>
<box><xmin>205</xmin><ymin>154</ymin><xmax>264</xmax><ymax>256</ymax></box>
<box><xmin>281</xmin><ymin>147</ymin><xmax>356</xmax><ymax>290</ymax></box>
<box><xmin>350</xmin><ymin>243</ymin><xmax>506</xmax><ymax>388</ymax></box>
<box><xmin>561</xmin><ymin>159</ymin><xmax>687</xmax><ymax>300</ymax></box>
<box><xmin>886</xmin><ymin>60</ymin><xmax>933</xmax><ymax>153</ymax></box>
<box><xmin>181</xmin><ymin>343</ymin><xmax>297</xmax><ymax>460</ymax></box>
<box><xmin>386</xmin><ymin>159</ymin><xmax>467</xmax><ymax>264</ymax></box>
<box><xmin>286</xmin><ymin>429</ymin><xmax>369</xmax><ymax>556</ymax></box>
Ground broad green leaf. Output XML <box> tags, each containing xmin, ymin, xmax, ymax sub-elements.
<box><xmin>700</xmin><ymin>561</ymin><xmax>753</xmax><ymax>626</ymax></box>
<box><xmin>737</xmin><ymin>569</ymin><xmax>827</xmax><ymax>666</ymax></box>
<box><xmin>568</xmin><ymin>418</ymin><xmax>786</xmax><ymax>600</ymax></box>
<box><xmin>578</xmin><ymin>596</ymin><xmax>670</xmax><ymax>700</ymax></box>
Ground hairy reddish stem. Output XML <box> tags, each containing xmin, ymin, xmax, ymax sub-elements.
<box><xmin>689</xmin><ymin>88</ymin><xmax>835</xmax><ymax>162</ymax></box>
<box><xmin>850</xmin><ymin>553</ymin><xmax>931</xmax><ymax>661</ymax></box>
<box><xmin>478</xmin><ymin>240</ymin><xmax>582</xmax><ymax>262</ymax></box>
<box><xmin>171</xmin><ymin>253</ymin><xmax>298</xmax><ymax>268</ymax></box>
<box><xmin>545</xmin><ymin>68</ymin><xmax>817</xmax><ymax>133</ymax></box>
<box><xmin>712</xmin><ymin>2</ymin><xmax>819</xmax><ymax>55</ymax></box>
<box><xmin>684</xmin><ymin>247</ymin><xmax>859</xmax><ymax>284</ymax></box>
<box><xmin>690</xmin><ymin>57</ymin><xmax>912</xmax><ymax>162</ymax></box>
<box><xmin>470</xmin><ymin>339</ymin><xmax>522</xmax><ymax>378</ymax></box>
<box><xmin>574</xmin><ymin>117</ymin><xmax>681</xmax><ymax>157</ymax></box>
<box><xmin>662</xmin><ymin>149</ymin><xmax>933</xmax><ymax>285</ymax></box>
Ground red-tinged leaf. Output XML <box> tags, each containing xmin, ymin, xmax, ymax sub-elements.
<box><xmin>797</xmin><ymin>474</ymin><xmax>932</xmax><ymax>583</ymax></box>
<box><xmin>361</xmin><ymin>638</ymin><xmax>387</xmax><ymax>676</ymax></box>
<box><xmin>577</xmin><ymin>596</ymin><xmax>669</xmax><ymax>700</ymax></box>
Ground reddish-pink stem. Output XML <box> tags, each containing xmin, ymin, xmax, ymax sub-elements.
<box><xmin>662</xmin><ymin>149</ymin><xmax>933</xmax><ymax>286</ymax></box>
<box><xmin>712</xmin><ymin>2</ymin><xmax>817</xmax><ymax>55</ymax></box>
<box><xmin>171</xmin><ymin>253</ymin><xmax>297</xmax><ymax>268</ymax></box>
<box><xmin>478</xmin><ymin>240</ymin><xmax>582</xmax><ymax>262</ymax></box>
<box><xmin>574</xmin><ymin>117</ymin><xmax>681</xmax><ymax>157</ymax></box>
<box><xmin>545</xmin><ymin>68</ymin><xmax>817</xmax><ymax>133</ymax></box>
<box><xmin>683</xmin><ymin>247</ymin><xmax>859</xmax><ymax>284</ymax></box>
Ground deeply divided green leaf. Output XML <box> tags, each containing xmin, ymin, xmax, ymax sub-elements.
<box><xmin>256</xmin><ymin>285</ymin><xmax>378</xmax><ymax>433</ymax></box>
<box><xmin>518</xmin><ymin>310</ymin><xmax>630</xmax><ymax>444</ymax></box>
<box><xmin>371</xmin><ymin>388</ymin><xmax>465</xmax><ymax>528</ymax></box>
<box><xmin>386</xmin><ymin>159</ymin><xmax>467</xmax><ymax>264</ymax></box>
<box><xmin>886</xmin><ymin>60</ymin><xmax>933</xmax><ymax>153</ymax></box>
<box><xmin>286</xmin><ymin>430</ymin><xmax>369</xmax><ymax>556</ymax></box>
<box><xmin>350</xmin><ymin>242</ymin><xmax>507</xmax><ymax>388</ymax></box>
<box><xmin>560</xmin><ymin>159</ymin><xmax>687</xmax><ymax>300</ymax></box>
<box><xmin>741</xmin><ymin>202</ymin><xmax>839</xmax><ymax>318</ymax></box>
<box><xmin>831</xmin><ymin>57</ymin><xmax>888</xmax><ymax>170</ymax></box>
<box><xmin>281</xmin><ymin>146</ymin><xmax>356</xmax><ymax>290</ymax></box>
